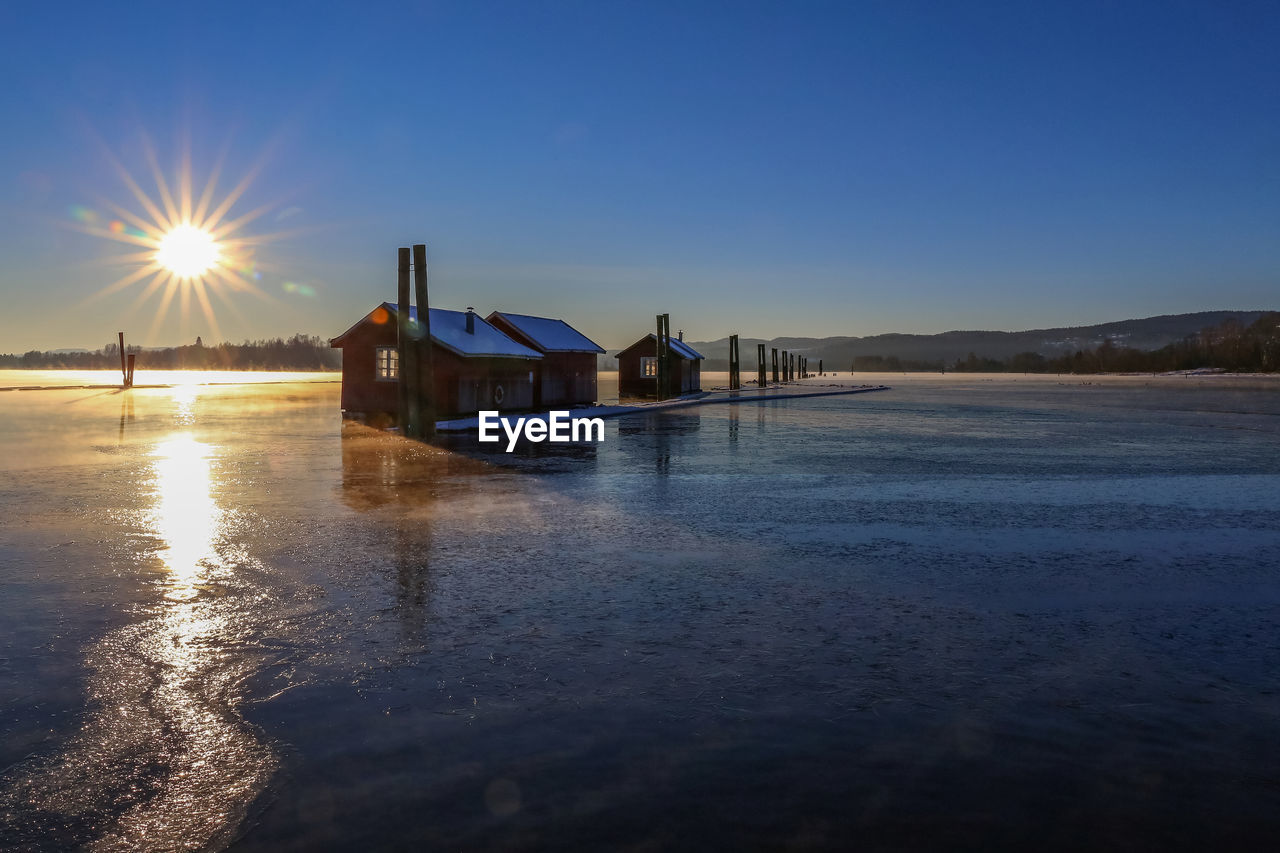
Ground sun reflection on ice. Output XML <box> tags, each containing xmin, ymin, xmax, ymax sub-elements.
<box><xmin>152</xmin><ymin>434</ymin><xmax>220</xmax><ymax>599</ymax></box>
<box><xmin>1</xmin><ymin>424</ymin><xmax>278</xmax><ymax>848</ymax></box>
<box><xmin>171</xmin><ymin>382</ymin><xmax>199</xmax><ymax>426</ymax></box>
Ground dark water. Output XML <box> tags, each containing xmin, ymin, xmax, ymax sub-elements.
<box><xmin>2</xmin><ymin>376</ymin><xmax>1279</xmax><ymax>850</ymax></box>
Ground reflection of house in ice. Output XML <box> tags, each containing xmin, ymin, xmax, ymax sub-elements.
<box><xmin>338</xmin><ymin>426</ymin><xmax>495</xmax><ymax>635</ymax></box>
<box><xmin>615</xmin><ymin>334</ymin><xmax>705</xmax><ymax>398</ymax></box>
<box><xmin>339</xmin><ymin>424</ymin><xmax>498</xmax><ymax>511</ymax></box>
<box><xmin>616</xmin><ymin>412</ymin><xmax>702</xmax><ymax>475</ymax></box>
<box><xmin>331</xmin><ymin>304</ymin><xmax>603</xmax><ymax>420</ymax></box>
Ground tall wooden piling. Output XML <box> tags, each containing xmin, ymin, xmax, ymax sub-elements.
<box><xmin>819</xmin><ymin>359</ymin><xmax>823</xmax><ymax>376</ymax></box>
<box><xmin>662</xmin><ymin>314</ymin><xmax>671</xmax><ymax>398</ymax></box>
<box><xmin>655</xmin><ymin>313</ymin><xmax>672</xmax><ymax>400</ymax></box>
<box><xmin>655</xmin><ymin>314</ymin><xmax>664</xmax><ymax>400</ymax></box>
<box><xmin>412</xmin><ymin>244</ymin><xmax>435</xmax><ymax>439</ymax></box>
<box><xmin>125</xmin><ymin>353</ymin><xmax>135</xmax><ymax>387</ymax></box>
<box><xmin>729</xmin><ymin>334</ymin><xmax>740</xmax><ymax>390</ymax></box>
<box><xmin>771</xmin><ymin>348</ymin><xmax>779</xmax><ymax>383</ymax></box>
<box><xmin>397</xmin><ymin>247</ymin><xmax>412</xmax><ymax>431</ymax></box>
<box><xmin>757</xmin><ymin>343</ymin><xmax>766</xmax><ymax>387</ymax></box>
<box><xmin>117</xmin><ymin>332</ymin><xmax>127</xmax><ymax>386</ymax></box>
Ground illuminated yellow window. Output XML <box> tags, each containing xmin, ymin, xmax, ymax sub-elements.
<box><xmin>376</xmin><ymin>347</ymin><xmax>399</xmax><ymax>381</ymax></box>
<box><xmin>641</xmin><ymin>357</ymin><xmax>657</xmax><ymax>377</ymax></box>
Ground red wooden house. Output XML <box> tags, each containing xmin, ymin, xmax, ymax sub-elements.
<box><xmin>485</xmin><ymin>311</ymin><xmax>604</xmax><ymax>407</ymax></box>
<box><xmin>330</xmin><ymin>303</ymin><xmax>543</xmax><ymax>419</ymax></box>
<box><xmin>615</xmin><ymin>333</ymin><xmax>704</xmax><ymax>398</ymax></box>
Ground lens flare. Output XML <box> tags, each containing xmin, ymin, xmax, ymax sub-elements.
<box><xmin>70</xmin><ymin>130</ymin><xmax>306</xmax><ymax>345</ymax></box>
<box><xmin>156</xmin><ymin>224</ymin><xmax>221</xmax><ymax>279</ymax></box>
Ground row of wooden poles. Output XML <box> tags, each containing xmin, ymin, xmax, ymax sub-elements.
<box><xmin>397</xmin><ymin>244</ymin><xmax>436</xmax><ymax>439</ymax></box>
<box><xmin>723</xmin><ymin>341</ymin><xmax>819</xmax><ymax>391</ymax></box>
<box><xmin>652</xmin><ymin>319</ymin><xmax>822</xmax><ymax>401</ymax></box>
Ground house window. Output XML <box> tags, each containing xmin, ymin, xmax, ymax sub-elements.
<box><xmin>640</xmin><ymin>357</ymin><xmax>657</xmax><ymax>377</ymax></box>
<box><xmin>375</xmin><ymin>347</ymin><xmax>398</xmax><ymax>381</ymax></box>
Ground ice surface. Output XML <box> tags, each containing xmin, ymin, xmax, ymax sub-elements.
<box><xmin>4</xmin><ymin>373</ymin><xmax>1280</xmax><ymax>849</ymax></box>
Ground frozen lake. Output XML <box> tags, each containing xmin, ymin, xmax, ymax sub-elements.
<box><xmin>2</xmin><ymin>373</ymin><xmax>1279</xmax><ymax>850</ymax></box>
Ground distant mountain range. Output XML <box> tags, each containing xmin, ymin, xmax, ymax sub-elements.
<box><xmin>600</xmin><ymin>311</ymin><xmax>1272</xmax><ymax>371</ymax></box>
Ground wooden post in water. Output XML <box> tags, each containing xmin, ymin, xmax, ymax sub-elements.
<box><xmin>735</xmin><ymin>335</ymin><xmax>741</xmax><ymax>389</ymax></box>
<box><xmin>662</xmin><ymin>314</ymin><xmax>671</xmax><ymax>398</ymax></box>
<box><xmin>412</xmin><ymin>243</ymin><xmax>435</xmax><ymax>439</ymax></box>
<box><xmin>655</xmin><ymin>314</ymin><xmax>664</xmax><ymax>400</ymax></box>
<box><xmin>125</xmin><ymin>353</ymin><xmax>135</xmax><ymax>387</ymax></box>
<box><xmin>819</xmin><ymin>359</ymin><xmax>823</xmax><ymax>376</ymax></box>
<box><xmin>655</xmin><ymin>314</ymin><xmax>671</xmax><ymax>400</ymax></box>
<box><xmin>781</xmin><ymin>350</ymin><xmax>788</xmax><ymax>382</ymax></box>
<box><xmin>117</xmin><ymin>332</ymin><xmax>127</xmax><ymax>386</ymax></box>
<box><xmin>397</xmin><ymin>247</ymin><xmax>412</xmax><ymax>431</ymax></box>
<box><xmin>771</xmin><ymin>348</ymin><xmax>779</xmax><ymax>383</ymax></box>
<box><xmin>728</xmin><ymin>334</ymin><xmax>740</xmax><ymax>390</ymax></box>
<box><xmin>757</xmin><ymin>343</ymin><xmax>766</xmax><ymax>387</ymax></box>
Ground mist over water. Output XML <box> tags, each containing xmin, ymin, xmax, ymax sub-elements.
<box><xmin>2</xmin><ymin>374</ymin><xmax>1279</xmax><ymax>850</ymax></box>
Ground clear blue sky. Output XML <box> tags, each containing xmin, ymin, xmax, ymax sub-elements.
<box><xmin>1</xmin><ymin>1</ymin><xmax>1276</xmax><ymax>351</ymax></box>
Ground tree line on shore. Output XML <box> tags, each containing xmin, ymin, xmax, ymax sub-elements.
<box><xmin>851</xmin><ymin>313</ymin><xmax>1280</xmax><ymax>374</ymax></box>
<box><xmin>1</xmin><ymin>334</ymin><xmax>341</xmax><ymax>371</ymax></box>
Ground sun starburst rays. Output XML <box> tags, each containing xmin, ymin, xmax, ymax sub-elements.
<box><xmin>74</xmin><ymin>133</ymin><xmax>285</xmax><ymax>344</ymax></box>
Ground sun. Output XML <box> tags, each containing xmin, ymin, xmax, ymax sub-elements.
<box><xmin>69</xmin><ymin>131</ymin><xmax>298</xmax><ymax>344</ymax></box>
<box><xmin>156</xmin><ymin>224</ymin><xmax>221</xmax><ymax>279</ymax></box>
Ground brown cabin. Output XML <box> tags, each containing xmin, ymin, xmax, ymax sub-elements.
<box><xmin>616</xmin><ymin>334</ymin><xmax>704</xmax><ymax>398</ymax></box>
<box><xmin>330</xmin><ymin>303</ymin><xmax>543</xmax><ymax>419</ymax></box>
<box><xmin>486</xmin><ymin>311</ymin><xmax>605</xmax><ymax>407</ymax></box>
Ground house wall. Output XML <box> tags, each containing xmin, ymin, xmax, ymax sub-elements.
<box><xmin>335</xmin><ymin>320</ymin><xmax>398</xmax><ymax>416</ymax></box>
<box><xmin>434</xmin><ymin>348</ymin><xmax>537</xmax><ymax>415</ymax></box>
<box><xmin>538</xmin><ymin>351</ymin><xmax>598</xmax><ymax>407</ymax></box>
<box><xmin>617</xmin><ymin>336</ymin><xmax>656</xmax><ymax>398</ymax></box>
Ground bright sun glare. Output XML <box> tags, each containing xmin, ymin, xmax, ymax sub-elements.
<box><xmin>70</xmin><ymin>133</ymin><xmax>292</xmax><ymax>343</ymax></box>
<box><xmin>156</xmin><ymin>224</ymin><xmax>221</xmax><ymax>279</ymax></box>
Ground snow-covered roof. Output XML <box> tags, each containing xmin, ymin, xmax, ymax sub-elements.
<box><xmin>333</xmin><ymin>303</ymin><xmax>543</xmax><ymax>359</ymax></box>
<box><xmin>616</xmin><ymin>333</ymin><xmax>705</xmax><ymax>360</ymax></box>
<box><xmin>486</xmin><ymin>311</ymin><xmax>605</xmax><ymax>353</ymax></box>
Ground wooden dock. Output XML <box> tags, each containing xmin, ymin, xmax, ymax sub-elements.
<box><xmin>434</xmin><ymin>383</ymin><xmax>891</xmax><ymax>432</ymax></box>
